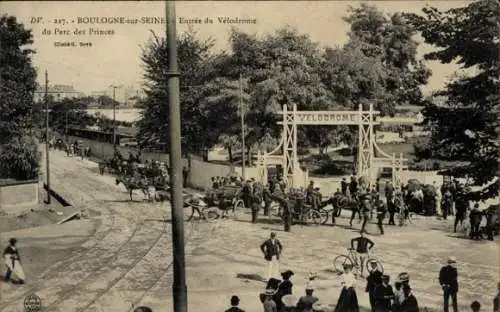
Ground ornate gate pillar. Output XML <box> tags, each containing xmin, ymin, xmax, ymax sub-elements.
<box><xmin>282</xmin><ymin>104</ymin><xmax>298</xmax><ymax>189</ymax></box>
<box><xmin>357</xmin><ymin>103</ymin><xmax>375</xmax><ymax>183</ymax></box>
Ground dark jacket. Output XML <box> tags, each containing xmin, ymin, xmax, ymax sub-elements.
<box><xmin>374</xmin><ymin>284</ymin><xmax>394</xmax><ymax>311</ymax></box>
<box><xmin>439</xmin><ymin>265</ymin><xmax>458</xmax><ymax>293</ymax></box>
<box><xmin>365</xmin><ymin>270</ymin><xmax>383</xmax><ymax>293</ymax></box>
<box><xmin>273</xmin><ymin>279</ymin><xmax>293</xmax><ymax>311</ymax></box>
<box><xmin>260</xmin><ymin>239</ymin><xmax>282</xmax><ymax>261</ymax></box>
<box><xmin>494</xmin><ymin>292</ymin><xmax>499</xmax><ymax>312</ymax></box>
<box><xmin>401</xmin><ymin>295</ymin><xmax>419</xmax><ymax>312</ymax></box>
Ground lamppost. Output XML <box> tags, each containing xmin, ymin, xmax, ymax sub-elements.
<box><xmin>166</xmin><ymin>1</ymin><xmax>187</xmax><ymax>311</ymax></box>
<box><xmin>44</xmin><ymin>70</ymin><xmax>51</xmax><ymax>204</ymax></box>
<box><xmin>239</xmin><ymin>73</ymin><xmax>246</xmax><ymax>181</ymax></box>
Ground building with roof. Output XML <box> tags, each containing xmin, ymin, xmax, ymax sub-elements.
<box><xmin>34</xmin><ymin>84</ymin><xmax>85</xmax><ymax>102</ymax></box>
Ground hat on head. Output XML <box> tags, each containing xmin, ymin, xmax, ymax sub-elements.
<box><xmin>471</xmin><ymin>301</ymin><xmax>481</xmax><ymax>310</ymax></box>
<box><xmin>448</xmin><ymin>256</ymin><xmax>456</xmax><ymax>264</ymax></box>
<box><xmin>281</xmin><ymin>270</ymin><xmax>294</xmax><ymax>278</ymax></box>
<box><xmin>398</xmin><ymin>272</ymin><xmax>409</xmax><ymax>282</ymax></box>
<box><xmin>264</xmin><ymin>288</ymin><xmax>276</xmax><ymax>296</ymax></box>
<box><xmin>382</xmin><ymin>275</ymin><xmax>390</xmax><ymax>281</ymax></box>
<box><xmin>305</xmin><ymin>281</ymin><xmax>314</xmax><ymax>290</ymax></box>
<box><xmin>9</xmin><ymin>238</ymin><xmax>17</xmax><ymax>244</ymax></box>
<box><xmin>230</xmin><ymin>295</ymin><xmax>240</xmax><ymax>305</ymax></box>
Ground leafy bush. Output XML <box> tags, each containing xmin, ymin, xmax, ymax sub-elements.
<box><xmin>412</xmin><ymin>137</ymin><xmax>432</xmax><ymax>159</ymax></box>
<box><xmin>0</xmin><ymin>136</ymin><xmax>40</xmax><ymax>180</ymax></box>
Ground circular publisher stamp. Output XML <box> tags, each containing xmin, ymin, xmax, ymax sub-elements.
<box><xmin>24</xmin><ymin>293</ymin><xmax>42</xmax><ymax>312</ymax></box>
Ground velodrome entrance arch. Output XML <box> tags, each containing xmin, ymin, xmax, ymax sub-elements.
<box><xmin>256</xmin><ymin>103</ymin><xmax>408</xmax><ymax>189</ymax></box>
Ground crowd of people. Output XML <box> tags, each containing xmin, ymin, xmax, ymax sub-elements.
<box><xmin>206</xmin><ymin>173</ymin><xmax>498</xmax><ymax>241</ymax></box>
<box><xmin>219</xmin><ymin>232</ymin><xmax>499</xmax><ymax>312</ymax></box>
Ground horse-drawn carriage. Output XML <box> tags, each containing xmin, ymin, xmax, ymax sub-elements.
<box><xmin>204</xmin><ymin>185</ymin><xmax>244</xmax><ymax>213</ymax></box>
<box><xmin>269</xmin><ymin>190</ymin><xmax>330</xmax><ymax>225</ymax></box>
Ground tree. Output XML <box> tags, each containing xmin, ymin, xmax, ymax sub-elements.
<box><xmin>344</xmin><ymin>4</ymin><xmax>431</xmax><ymax>114</ymax></box>
<box><xmin>137</xmin><ymin>29</ymin><xmax>219</xmax><ymax>154</ymax></box>
<box><xmin>48</xmin><ymin>97</ymin><xmax>96</xmax><ymax>133</ymax></box>
<box><xmin>404</xmin><ymin>0</ymin><xmax>499</xmax><ymax>198</ymax></box>
<box><xmin>0</xmin><ymin>15</ymin><xmax>37</xmax><ymax>142</ymax></box>
<box><xmin>0</xmin><ymin>136</ymin><xmax>40</xmax><ymax>180</ymax></box>
<box><xmin>95</xmin><ymin>95</ymin><xmax>119</xmax><ymax>108</ymax></box>
<box><xmin>0</xmin><ymin>14</ymin><xmax>39</xmax><ymax>180</ymax></box>
<box><xmin>226</xmin><ymin>27</ymin><xmax>338</xmax><ymax>154</ymax></box>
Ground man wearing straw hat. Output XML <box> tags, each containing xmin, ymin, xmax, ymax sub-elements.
<box><xmin>439</xmin><ymin>256</ymin><xmax>459</xmax><ymax>312</ymax></box>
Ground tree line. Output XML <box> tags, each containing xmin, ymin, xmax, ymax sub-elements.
<box><xmin>137</xmin><ymin>4</ymin><xmax>431</xmax><ymax>164</ymax></box>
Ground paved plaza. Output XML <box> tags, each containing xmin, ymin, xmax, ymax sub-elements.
<box><xmin>0</xmin><ymin>150</ymin><xmax>498</xmax><ymax>311</ymax></box>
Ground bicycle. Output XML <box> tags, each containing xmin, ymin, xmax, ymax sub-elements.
<box><xmin>333</xmin><ymin>247</ymin><xmax>384</xmax><ymax>276</ymax></box>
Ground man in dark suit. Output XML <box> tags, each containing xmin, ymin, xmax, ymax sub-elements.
<box><xmin>366</xmin><ymin>261</ymin><xmax>383</xmax><ymax>311</ymax></box>
<box><xmin>260</xmin><ymin>232</ymin><xmax>283</xmax><ymax>280</ymax></box>
<box><xmin>341</xmin><ymin>178</ymin><xmax>348</xmax><ymax>196</ymax></box>
<box><xmin>439</xmin><ymin>257</ymin><xmax>459</xmax><ymax>312</ymax></box>
<box><xmin>374</xmin><ymin>275</ymin><xmax>394</xmax><ymax>312</ymax></box>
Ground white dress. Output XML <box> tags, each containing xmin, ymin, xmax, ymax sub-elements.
<box><xmin>342</xmin><ymin>272</ymin><xmax>356</xmax><ymax>289</ymax></box>
<box><xmin>4</xmin><ymin>247</ymin><xmax>25</xmax><ymax>281</ymax></box>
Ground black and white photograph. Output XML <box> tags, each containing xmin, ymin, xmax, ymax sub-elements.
<box><xmin>0</xmin><ymin>1</ymin><xmax>498</xmax><ymax>311</ymax></box>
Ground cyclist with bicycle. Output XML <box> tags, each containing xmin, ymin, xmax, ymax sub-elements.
<box><xmin>350</xmin><ymin>232</ymin><xmax>375</xmax><ymax>277</ymax></box>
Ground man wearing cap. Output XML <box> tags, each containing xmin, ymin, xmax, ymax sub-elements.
<box><xmin>439</xmin><ymin>257</ymin><xmax>459</xmax><ymax>312</ymax></box>
<box><xmin>296</xmin><ymin>283</ymin><xmax>319</xmax><ymax>312</ymax></box>
<box><xmin>374</xmin><ymin>275</ymin><xmax>394</xmax><ymax>312</ymax></box>
<box><xmin>261</xmin><ymin>232</ymin><xmax>283</xmax><ymax>280</ymax></box>
<box><xmin>366</xmin><ymin>261</ymin><xmax>383</xmax><ymax>311</ymax></box>
<box><xmin>225</xmin><ymin>295</ymin><xmax>245</xmax><ymax>312</ymax></box>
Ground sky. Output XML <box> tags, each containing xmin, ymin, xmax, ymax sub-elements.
<box><xmin>3</xmin><ymin>1</ymin><xmax>473</xmax><ymax>95</ymax></box>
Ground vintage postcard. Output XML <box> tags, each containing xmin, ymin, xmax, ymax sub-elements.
<box><xmin>0</xmin><ymin>1</ymin><xmax>498</xmax><ymax>312</ymax></box>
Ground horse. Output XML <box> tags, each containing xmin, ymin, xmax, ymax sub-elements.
<box><xmin>115</xmin><ymin>176</ymin><xmax>152</xmax><ymax>201</ymax></box>
<box><xmin>325</xmin><ymin>194</ymin><xmax>360</xmax><ymax>224</ymax></box>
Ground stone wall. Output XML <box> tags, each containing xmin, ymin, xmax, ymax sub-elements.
<box><xmin>0</xmin><ymin>180</ymin><xmax>39</xmax><ymax>214</ymax></box>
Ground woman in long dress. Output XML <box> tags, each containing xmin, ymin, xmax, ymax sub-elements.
<box><xmin>334</xmin><ymin>263</ymin><xmax>359</xmax><ymax>312</ymax></box>
<box><xmin>3</xmin><ymin>237</ymin><xmax>25</xmax><ymax>284</ymax></box>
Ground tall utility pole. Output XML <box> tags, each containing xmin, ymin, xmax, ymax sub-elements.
<box><xmin>110</xmin><ymin>85</ymin><xmax>119</xmax><ymax>147</ymax></box>
<box><xmin>45</xmin><ymin>70</ymin><xmax>51</xmax><ymax>204</ymax></box>
<box><xmin>240</xmin><ymin>73</ymin><xmax>246</xmax><ymax>181</ymax></box>
<box><xmin>166</xmin><ymin>2</ymin><xmax>187</xmax><ymax>312</ymax></box>
<box><xmin>65</xmin><ymin>110</ymin><xmax>68</xmax><ymax>142</ymax></box>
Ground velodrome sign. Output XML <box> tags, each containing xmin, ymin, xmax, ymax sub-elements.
<box><xmin>278</xmin><ymin>110</ymin><xmax>380</xmax><ymax>125</ymax></box>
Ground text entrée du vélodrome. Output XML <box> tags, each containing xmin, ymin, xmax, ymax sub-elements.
<box><xmin>75</xmin><ymin>17</ymin><xmax>257</xmax><ymax>24</ymax></box>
